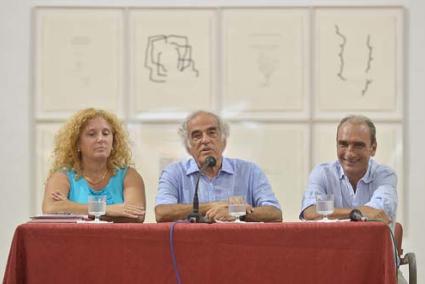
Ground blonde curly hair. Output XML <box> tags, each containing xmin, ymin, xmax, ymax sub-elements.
<box><xmin>48</xmin><ymin>108</ymin><xmax>133</xmax><ymax>178</ymax></box>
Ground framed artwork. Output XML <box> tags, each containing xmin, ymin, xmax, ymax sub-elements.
<box><xmin>35</xmin><ymin>124</ymin><xmax>61</xmax><ymax>214</ymax></box>
<box><xmin>34</xmin><ymin>8</ymin><xmax>125</xmax><ymax>119</ymax></box>
<box><xmin>129</xmin><ymin>9</ymin><xmax>216</xmax><ymax>119</ymax></box>
<box><xmin>129</xmin><ymin>123</ymin><xmax>190</xmax><ymax>223</ymax></box>
<box><xmin>222</xmin><ymin>8</ymin><xmax>309</xmax><ymax>120</ymax></box>
<box><xmin>225</xmin><ymin>122</ymin><xmax>310</xmax><ymax>221</ymax></box>
<box><xmin>314</xmin><ymin>7</ymin><xmax>404</xmax><ymax>119</ymax></box>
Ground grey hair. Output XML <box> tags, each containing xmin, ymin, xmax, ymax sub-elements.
<box><xmin>178</xmin><ymin>110</ymin><xmax>230</xmax><ymax>149</ymax></box>
<box><xmin>337</xmin><ymin>114</ymin><xmax>377</xmax><ymax>144</ymax></box>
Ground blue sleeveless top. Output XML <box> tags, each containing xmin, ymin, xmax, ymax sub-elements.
<box><xmin>66</xmin><ymin>168</ymin><xmax>127</xmax><ymax>205</ymax></box>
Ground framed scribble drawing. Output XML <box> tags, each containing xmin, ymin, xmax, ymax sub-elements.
<box><xmin>314</xmin><ymin>7</ymin><xmax>404</xmax><ymax>119</ymax></box>
<box><xmin>222</xmin><ymin>8</ymin><xmax>309</xmax><ymax>119</ymax></box>
<box><xmin>129</xmin><ymin>9</ymin><xmax>216</xmax><ymax>118</ymax></box>
<box><xmin>34</xmin><ymin>8</ymin><xmax>125</xmax><ymax>119</ymax></box>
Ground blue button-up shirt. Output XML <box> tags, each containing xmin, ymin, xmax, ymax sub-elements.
<box><xmin>300</xmin><ymin>159</ymin><xmax>397</xmax><ymax>221</ymax></box>
<box><xmin>156</xmin><ymin>157</ymin><xmax>281</xmax><ymax>209</ymax></box>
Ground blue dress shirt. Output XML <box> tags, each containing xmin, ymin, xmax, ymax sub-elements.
<box><xmin>155</xmin><ymin>157</ymin><xmax>281</xmax><ymax>209</ymax></box>
<box><xmin>300</xmin><ymin>159</ymin><xmax>397</xmax><ymax>221</ymax></box>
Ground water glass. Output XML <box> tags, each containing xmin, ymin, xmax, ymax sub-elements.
<box><xmin>88</xmin><ymin>195</ymin><xmax>106</xmax><ymax>222</ymax></box>
<box><xmin>316</xmin><ymin>193</ymin><xmax>334</xmax><ymax>221</ymax></box>
<box><xmin>228</xmin><ymin>195</ymin><xmax>246</xmax><ymax>222</ymax></box>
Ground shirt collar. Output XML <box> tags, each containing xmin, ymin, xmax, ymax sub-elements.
<box><xmin>186</xmin><ymin>158</ymin><xmax>200</xmax><ymax>176</ymax></box>
<box><xmin>221</xmin><ymin>157</ymin><xmax>234</xmax><ymax>175</ymax></box>
<box><xmin>337</xmin><ymin>159</ymin><xmax>373</xmax><ymax>184</ymax></box>
<box><xmin>185</xmin><ymin>157</ymin><xmax>235</xmax><ymax>176</ymax></box>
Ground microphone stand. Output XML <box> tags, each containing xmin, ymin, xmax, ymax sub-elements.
<box><xmin>187</xmin><ymin>156</ymin><xmax>216</xmax><ymax>223</ymax></box>
<box><xmin>187</xmin><ymin>173</ymin><xmax>204</xmax><ymax>223</ymax></box>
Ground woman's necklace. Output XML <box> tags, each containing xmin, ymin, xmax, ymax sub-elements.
<box><xmin>84</xmin><ymin>169</ymin><xmax>108</xmax><ymax>185</ymax></box>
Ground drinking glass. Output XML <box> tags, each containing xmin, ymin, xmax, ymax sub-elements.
<box><xmin>88</xmin><ymin>195</ymin><xmax>106</xmax><ymax>222</ymax></box>
<box><xmin>228</xmin><ymin>195</ymin><xmax>246</xmax><ymax>223</ymax></box>
<box><xmin>316</xmin><ymin>193</ymin><xmax>334</xmax><ymax>222</ymax></box>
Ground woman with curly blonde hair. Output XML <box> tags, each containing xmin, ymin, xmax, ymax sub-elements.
<box><xmin>42</xmin><ymin>108</ymin><xmax>146</xmax><ymax>222</ymax></box>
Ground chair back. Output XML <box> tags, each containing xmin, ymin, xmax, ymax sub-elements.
<box><xmin>395</xmin><ymin>222</ymin><xmax>417</xmax><ymax>284</ymax></box>
<box><xmin>394</xmin><ymin>222</ymin><xmax>403</xmax><ymax>257</ymax></box>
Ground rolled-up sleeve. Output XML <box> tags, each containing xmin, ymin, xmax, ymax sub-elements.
<box><xmin>300</xmin><ymin>165</ymin><xmax>327</xmax><ymax>219</ymax></box>
<box><xmin>365</xmin><ymin>168</ymin><xmax>398</xmax><ymax>221</ymax></box>
<box><xmin>155</xmin><ymin>166</ymin><xmax>180</xmax><ymax>205</ymax></box>
<box><xmin>251</xmin><ymin>165</ymin><xmax>281</xmax><ymax>210</ymax></box>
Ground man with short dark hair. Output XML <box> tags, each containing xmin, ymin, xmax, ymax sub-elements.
<box><xmin>300</xmin><ymin>115</ymin><xmax>397</xmax><ymax>224</ymax></box>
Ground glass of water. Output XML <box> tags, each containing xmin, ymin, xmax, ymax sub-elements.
<box><xmin>316</xmin><ymin>193</ymin><xmax>334</xmax><ymax>222</ymax></box>
<box><xmin>228</xmin><ymin>195</ymin><xmax>246</xmax><ymax>223</ymax></box>
<box><xmin>88</xmin><ymin>195</ymin><xmax>106</xmax><ymax>222</ymax></box>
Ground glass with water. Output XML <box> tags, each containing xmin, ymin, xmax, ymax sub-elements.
<box><xmin>228</xmin><ymin>195</ymin><xmax>246</xmax><ymax>222</ymax></box>
<box><xmin>88</xmin><ymin>195</ymin><xmax>106</xmax><ymax>222</ymax></box>
<box><xmin>316</xmin><ymin>193</ymin><xmax>334</xmax><ymax>221</ymax></box>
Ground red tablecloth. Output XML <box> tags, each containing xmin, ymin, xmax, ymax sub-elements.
<box><xmin>3</xmin><ymin>221</ymin><xmax>396</xmax><ymax>284</ymax></box>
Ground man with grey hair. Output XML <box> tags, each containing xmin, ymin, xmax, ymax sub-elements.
<box><xmin>300</xmin><ymin>115</ymin><xmax>397</xmax><ymax>224</ymax></box>
<box><xmin>155</xmin><ymin>110</ymin><xmax>282</xmax><ymax>222</ymax></box>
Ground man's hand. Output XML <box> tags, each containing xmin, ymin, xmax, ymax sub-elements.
<box><xmin>204</xmin><ymin>201</ymin><xmax>229</xmax><ymax>222</ymax></box>
<box><xmin>204</xmin><ymin>202</ymin><xmax>254</xmax><ymax>222</ymax></box>
<box><xmin>358</xmin><ymin>206</ymin><xmax>390</xmax><ymax>224</ymax></box>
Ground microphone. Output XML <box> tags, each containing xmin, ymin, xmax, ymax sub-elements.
<box><xmin>187</xmin><ymin>156</ymin><xmax>217</xmax><ymax>223</ymax></box>
<box><xmin>348</xmin><ymin>208</ymin><xmax>400</xmax><ymax>268</ymax></box>
<box><xmin>349</xmin><ymin>209</ymin><xmax>400</xmax><ymax>269</ymax></box>
<box><xmin>349</xmin><ymin>209</ymin><xmax>368</xmax><ymax>222</ymax></box>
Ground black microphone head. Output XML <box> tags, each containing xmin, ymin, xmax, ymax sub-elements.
<box><xmin>349</xmin><ymin>209</ymin><xmax>364</xmax><ymax>221</ymax></box>
<box><xmin>205</xmin><ymin>156</ymin><xmax>216</xmax><ymax>168</ymax></box>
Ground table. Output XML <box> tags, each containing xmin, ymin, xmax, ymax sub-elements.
<box><xmin>3</xmin><ymin>221</ymin><xmax>396</xmax><ymax>284</ymax></box>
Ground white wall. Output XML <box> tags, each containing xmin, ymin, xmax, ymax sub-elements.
<box><xmin>0</xmin><ymin>0</ymin><xmax>32</xmax><ymax>276</ymax></box>
<box><xmin>1</xmin><ymin>0</ymin><xmax>424</xmax><ymax>281</ymax></box>
<box><xmin>404</xmin><ymin>0</ymin><xmax>425</xmax><ymax>281</ymax></box>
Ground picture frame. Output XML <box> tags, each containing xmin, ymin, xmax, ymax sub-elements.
<box><xmin>313</xmin><ymin>7</ymin><xmax>404</xmax><ymax>120</ymax></box>
<box><xmin>34</xmin><ymin>7</ymin><xmax>125</xmax><ymax>119</ymax></box>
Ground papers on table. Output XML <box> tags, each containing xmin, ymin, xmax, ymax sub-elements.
<box><xmin>29</xmin><ymin>214</ymin><xmax>90</xmax><ymax>223</ymax></box>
